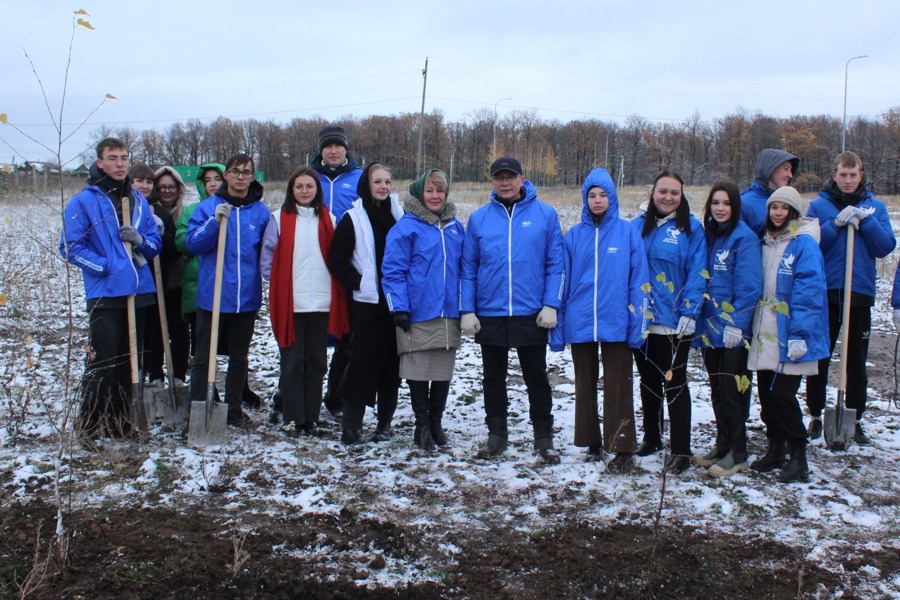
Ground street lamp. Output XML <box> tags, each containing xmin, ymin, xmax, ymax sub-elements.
<box><xmin>492</xmin><ymin>97</ymin><xmax>512</xmax><ymax>161</ymax></box>
<box><xmin>841</xmin><ymin>55</ymin><xmax>867</xmax><ymax>152</ymax></box>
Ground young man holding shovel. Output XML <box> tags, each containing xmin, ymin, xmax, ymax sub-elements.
<box><xmin>60</xmin><ymin>137</ymin><xmax>162</xmax><ymax>439</ymax></box>
<box><xmin>805</xmin><ymin>151</ymin><xmax>896</xmax><ymax>445</ymax></box>
<box><xmin>186</xmin><ymin>154</ymin><xmax>270</xmax><ymax>427</ymax></box>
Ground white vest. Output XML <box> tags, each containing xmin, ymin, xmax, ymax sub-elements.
<box><xmin>346</xmin><ymin>194</ymin><xmax>403</xmax><ymax>304</ymax></box>
<box><xmin>274</xmin><ymin>206</ymin><xmax>333</xmax><ymax>312</ymax></box>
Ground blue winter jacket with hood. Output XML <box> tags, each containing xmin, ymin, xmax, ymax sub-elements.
<box><xmin>632</xmin><ymin>209</ymin><xmax>707</xmax><ymax>331</ymax></box>
<box><xmin>806</xmin><ymin>178</ymin><xmax>895</xmax><ymax>300</ymax></box>
<box><xmin>460</xmin><ymin>180</ymin><xmax>565</xmax><ymax>317</ymax></box>
<box><xmin>60</xmin><ymin>172</ymin><xmax>162</xmax><ymax>303</ymax></box>
<box><xmin>693</xmin><ymin>219</ymin><xmax>762</xmax><ymax>348</ymax></box>
<box><xmin>550</xmin><ymin>168</ymin><xmax>649</xmax><ymax>351</ymax></box>
<box><xmin>740</xmin><ymin>149</ymin><xmax>800</xmax><ymax>237</ymax></box>
<box><xmin>186</xmin><ymin>180</ymin><xmax>271</xmax><ymax>313</ymax></box>
<box><xmin>310</xmin><ymin>152</ymin><xmax>363</xmax><ymax>223</ymax></box>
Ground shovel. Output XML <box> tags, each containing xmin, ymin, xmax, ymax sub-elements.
<box><xmin>188</xmin><ymin>213</ymin><xmax>230</xmax><ymax>446</ymax></box>
<box><xmin>147</xmin><ymin>256</ymin><xmax>191</xmax><ymax>427</ymax></box>
<box><xmin>122</xmin><ymin>197</ymin><xmax>150</xmax><ymax>438</ymax></box>
<box><xmin>824</xmin><ymin>225</ymin><xmax>858</xmax><ymax>450</ymax></box>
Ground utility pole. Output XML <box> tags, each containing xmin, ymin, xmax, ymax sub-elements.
<box><xmin>415</xmin><ymin>58</ymin><xmax>428</xmax><ymax>176</ymax></box>
<box><xmin>841</xmin><ymin>55</ymin><xmax>867</xmax><ymax>152</ymax></box>
<box><xmin>492</xmin><ymin>97</ymin><xmax>512</xmax><ymax>161</ymax></box>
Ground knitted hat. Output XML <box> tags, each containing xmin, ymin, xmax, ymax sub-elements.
<box><xmin>318</xmin><ymin>125</ymin><xmax>348</xmax><ymax>151</ymax></box>
<box><xmin>766</xmin><ymin>185</ymin><xmax>805</xmax><ymax>214</ymax></box>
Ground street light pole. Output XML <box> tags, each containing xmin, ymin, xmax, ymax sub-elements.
<box><xmin>492</xmin><ymin>97</ymin><xmax>512</xmax><ymax>161</ymax></box>
<box><xmin>841</xmin><ymin>55</ymin><xmax>867</xmax><ymax>152</ymax></box>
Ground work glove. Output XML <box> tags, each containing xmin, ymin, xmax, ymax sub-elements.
<box><xmin>215</xmin><ymin>203</ymin><xmax>232</xmax><ymax>223</ymax></box>
<box><xmin>854</xmin><ymin>206</ymin><xmax>872</xmax><ymax>223</ymax></box>
<box><xmin>153</xmin><ymin>214</ymin><xmax>164</xmax><ymax>234</ymax></box>
<box><xmin>834</xmin><ymin>206</ymin><xmax>860</xmax><ymax>229</ymax></box>
<box><xmin>723</xmin><ymin>326</ymin><xmax>743</xmax><ymax>349</ymax></box>
<box><xmin>536</xmin><ymin>306</ymin><xmax>557</xmax><ymax>329</ymax></box>
<box><xmin>460</xmin><ymin>313</ymin><xmax>481</xmax><ymax>335</ymax></box>
<box><xmin>675</xmin><ymin>316</ymin><xmax>696</xmax><ymax>338</ymax></box>
<box><xmin>119</xmin><ymin>225</ymin><xmax>143</xmax><ymax>247</ymax></box>
<box><xmin>893</xmin><ymin>309</ymin><xmax>900</xmax><ymax>332</ymax></box>
<box><xmin>393</xmin><ymin>311</ymin><xmax>410</xmax><ymax>332</ymax></box>
<box><xmin>787</xmin><ymin>339</ymin><xmax>807</xmax><ymax>361</ymax></box>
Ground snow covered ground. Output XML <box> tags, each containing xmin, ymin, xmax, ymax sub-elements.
<box><xmin>2</xmin><ymin>192</ymin><xmax>900</xmax><ymax>597</ymax></box>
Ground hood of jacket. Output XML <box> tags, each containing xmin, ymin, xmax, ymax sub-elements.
<box><xmin>766</xmin><ymin>216</ymin><xmax>820</xmax><ymax>247</ymax></box>
<box><xmin>310</xmin><ymin>151</ymin><xmax>360</xmax><ymax>180</ymax></box>
<box><xmin>489</xmin><ymin>178</ymin><xmax>537</xmax><ymax>209</ymax></box>
<box><xmin>218</xmin><ymin>179</ymin><xmax>264</xmax><ymax>207</ymax></box>
<box><xmin>580</xmin><ymin>167</ymin><xmax>619</xmax><ymax>225</ymax></box>
<box><xmin>754</xmin><ymin>149</ymin><xmax>800</xmax><ymax>192</ymax></box>
<box><xmin>820</xmin><ymin>175</ymin><xmax>870</xmax><ymax>209</ymax></box>
<box><xmin>402</xmin><ymin>192</ymin><xmax>458</xmax><ymax>226</ymax></box>
<box><xmin>195</xmin><ymin>163</ymin><xmax>225</xmax><ymax>199</ymax></box>
<box><xmin>88</xmin><ymin>162</ymin><xmax>134</xmax><ymax>202</ymax></box>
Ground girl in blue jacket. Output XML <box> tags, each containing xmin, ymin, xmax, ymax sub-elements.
<box><xmin>632</xmin><ymin>171</ymin><xmax>707</xmax><ymax>474</ymax></box>
<box><xmin>692</xmin><ymin>180</ymin><xmax>762</xmax><ymax>478</ymax></box>
<box><xmin>551</xmin><ymin>168</ymin><xmax>649</xmax><ymax>472</ymax></box>
<box><xmin>382</xmin><ymin>169</ymin><xmax>464</xmax><ymax>451</ymax></box>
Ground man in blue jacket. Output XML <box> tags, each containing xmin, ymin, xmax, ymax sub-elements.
<box><xmin>60</xmin><ymin>137</ymin><xmax>162</xmax><ymax>439</ymax></box>
<box><xmin>741</xmin><ymin>149</ymin><xmax>800</xmax><ymax>237</ymax></box>
<box><xmin>460</xmin><ymin>157</ymin><xmax>565</xmax><ymax>463</ymax></box>
<box><xmin>805</xmin><ymin>151</ymin><xmax>896</xmax><ymax>445</ymax></box>
<box><xmin>187</xmin><ymin>153</ymin><xmax>271</xmax><ymax>427</ymax></box>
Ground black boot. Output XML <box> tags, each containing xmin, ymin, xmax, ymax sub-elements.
<box><xmin>751</xmin><ymin>437</ymin><xmax>787</xmax><ymax>472</ymax></box>
<box><xmin>476</xmin><ymin>416</ymin><xmax>508</xmax><ymax>459</ymax></box>
<box><xmin>242</xmin><ymin>377</ymin><xmax>262</xmax><ymax>409</ymax></box>
<box><xmin>779</xmin><ymin>441</ymin><xmax>809</xmax><ymax>483</ymax></box>
<box><xmin>409</xmin><ymin>381</ymin><xmax>435</xmax><ymax>451</ymax></box>
<box><xmin>533</xmin><ymin>418</ymin><xmax>560</xmax><ymax>464</ymax></box>
<box><xmin>428</xmin><ymin>380</ymin><xmax>450</xmax><ymax>446</ymax></box>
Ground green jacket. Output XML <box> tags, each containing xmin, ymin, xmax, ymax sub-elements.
<box><xmin>175</xmin><ymin>202</ymin><xmax>200</xmax><ymax>316</ymax></box>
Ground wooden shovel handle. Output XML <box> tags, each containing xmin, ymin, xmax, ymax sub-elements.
<box><xmin>207</xmin><ymin>213</ymin><xmax>229</xmax><ymax>384</ymax></box>
<box><xmin>122</xmin><ymin>197</ymin><xmax>140</xmax><ymax>387</ymax></box>
<box><xmin>837</xmin><ymin>226</ymin><xmax>855</xmax><ymax>392</ymax></box>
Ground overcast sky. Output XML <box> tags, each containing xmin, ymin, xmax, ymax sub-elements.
<box><xmin>2</xmin><ymin>1</ymin><xmax>898</xmax><ymax>165</ymax></box>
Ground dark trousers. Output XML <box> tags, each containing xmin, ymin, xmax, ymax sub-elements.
<box><xmin>324</xmin><ymin>334</ymin><xmax>351</xmax><ymax>412</ymax></box>
<box><xmin>190</xmin><ymin>309</ymin><xmax>257</xmax><ymax>415</ymax></box>
<box><xmin>185</xmin><ymin>311</ymin><xmax>197</xmax><ymax>358</ymax></box>
<box><xmin>757</xmin><ymin>370</ymin><xmax>808</xmax><ymax>444</ymax></box>
<box><xmin>481</xmin><ymin>343</ymin><xmax>552</xmax><ymax>425</ymax></box>
<box><xmin>279</xmin><ymin>312</ymin><xmax>328</xmax><ymax>427</ymax></box>
<box><xmin>341</xmin><ymin>309</ymin><xmax>400</xmax><ymax>433</ymax></box>
<box><xmin>571</xmin><ymin>341</ymin><xmax>637</xmax><ymax>453</ymax></box>
<box><xmin>79</xmin><ymin>307</ymin><xmax>146</xmax><ymax>436</ymax></box>
<box><xmin>633</xmin><ymin>334</ymin><xmax>692</xmax><ymax>456</ymax></box>
<box><xmin>144</xmin><ymin>286</ymin><xmax>190</xmax><ymax>381</ymax></box>
<box><xmin>703</xmin><ymin>347</ymin><xmax>749</xmax><ymax>462</ymax></box>
<box><xmin>806</xmin><ymin>303</ymin><xmax>870</xmax><ymax>418</ymax></box>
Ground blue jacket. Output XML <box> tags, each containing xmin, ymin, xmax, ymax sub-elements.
<box><xmin>382</xmin><ymin>200</ymin><xmax>465</xmax><ymax>323</ymax></box>
<box><xmin>460</xmin><ymin>180</ymin><xmax>565</xmax><ymax>317</ymax></box>
<box><xmin>186</xmin><ymin>186</ymin><xmax>271</xmax><ymax>314</ymax></box>
<box><xmin>632</xmin><ymin>212</ymin><xmax>707</xmax><ymax>330</ymax></box>
<box><xmin>807</xmin><ymin>186</ymin><xmax>895</xmax><ymax>298</ymax></box>
<box><xmin>694</xmin><ymin>221</ymin><xmax>762</xmax><ymax>348</ymax></box>
<box><xmin>551</xmin><ymin>168</ymin><xmax>649</xmax><ymax>351</ymax></box>
<box><xmin>740</xmin><ymin>182</ymin><xmax>770</xmax><ymax>237</ymax></box>
<box><xmin>60</xmin><ymin>185</ymin><xmax>162</xmax><ymax>301</ymax></box>
<box><xmin>312</xmin><ymin>158</ymin><xmax>363</xmax><ymax>223</ymax></box>
<box><xmin>892</xmin><ymin>264</ymin><xmax>900</xmax><ymax>309</ymax></box>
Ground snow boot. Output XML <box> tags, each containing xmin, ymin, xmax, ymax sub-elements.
<box><xmin>533</xmin><ymin>419</ymin><xmax>560</xmax><ymax>464</ymax></box>
<box><xmin>778</xmin><ymin>441</ymin><xmax>809</xmax><ymax>483</ymax></box>
<box><xmin>409</xmin><ymin>381</ymin><xmax>435</xmax><ymax>452</ymax></box>
<box><xmin>476</xmin><ymin>416</ymin><xmax>508</xmax><ymax>459</ymax></box>
<box><xmin>750</xmin><ymin>437</ymin><xmax>786</xmax><ymax>473</ymax></box>
<box><xmin>428</xmin><ymin>380</ymin><xmax>450</xmax><ymax>446</ymax></box>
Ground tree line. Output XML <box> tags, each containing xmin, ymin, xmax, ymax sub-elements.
<box><xmin>100</xmin><ymin>106</ymin><xmax>900</xmax><ymax>193</ymax></box>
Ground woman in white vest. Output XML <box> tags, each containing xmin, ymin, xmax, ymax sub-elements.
<box><xmin>328</xmin><ymin>163</ymin><xmax>404</xmax><ymax>445</ymax></box>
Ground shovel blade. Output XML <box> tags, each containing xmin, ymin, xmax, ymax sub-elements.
<box><xmin>187</xmin><ymin>400</ymin><xmax>229</xmax><ymax>447</ymax></box>
<box><xmin>824</xmin><ymin>392</ymin><xmax>857</xmax><ymax>451</ymax></box>
<box><xmin>155</xmin><ymin>383</ymin><xmax>191</xmax><ymax>428</ymax></box>
<box><xmin>130</xmin><ymin>382</ymin><xmax>151</xmax><ymax>438</ymax></box>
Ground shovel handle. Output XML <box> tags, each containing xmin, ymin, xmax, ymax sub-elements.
<box><xmin>837</xmin><ymin>226</ymin><xmax>855</xmax><ymax>393</ymax></box>
<box><xmin>122</xmin><ymin>197</ymin><xmax>140</xmax><ymax>388</ymax></box>
<box><xmin>207</xmin><ymin>213</ymin><xmax>229</xmax><ymax>390</ymax></box>
<box><xmin>153</xmin><ymin>255</ymin><xmax>178</xmax><ymax>408</ymax></box>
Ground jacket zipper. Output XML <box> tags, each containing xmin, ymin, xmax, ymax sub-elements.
<box><xmin>507</xmin><ymin>204</ymin><xmax>514</xmax><ymax>316</ymax></box>
<box><xmin>593</xmin><ymin>224</ymin><xmax>599</xmax><ymax>342</ymax></box>
<box><xmin>235</xmin><ymin>205</ymin><xmax>242</xmax><ymax>310</ymax></box>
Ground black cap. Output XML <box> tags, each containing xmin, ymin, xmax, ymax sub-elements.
<box><xmin>490</xmin><ymin>156</ymin><xmax>523</xmax><ymax>177</ymax></box>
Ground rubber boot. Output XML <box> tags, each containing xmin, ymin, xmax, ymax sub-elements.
<box><xmin>476</xmin><ymin>416</ymin><xmax>508</xmax><ymax>459</ymax></box>
<box><xmin>750</xmin><ymin>437</ymin><xmax>786</xmax><ymax>473</ymax></box>
<box><xmin>779</xmin><ymin>441</ymin><xmax>809</xmax><ymax>483</ymax></box>
<box><xmin>533</xmin><ymin>418</ymin><xmax>560</xmax><ymax>464</ymax></box>
<box><xmin>409</xmin><ymin>381</ymin><xmax>435</xmax><ymax>451</ymax></box>
<box><xmin>429</xmin><ymin>380</ymin><xmax>450</xmax><ymax>446</ymax></box>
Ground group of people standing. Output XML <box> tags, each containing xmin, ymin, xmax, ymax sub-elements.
<box><xmin>61</xmin><ymin>131</ymin><xmax>895</xmax><ymax>484</ymax></box>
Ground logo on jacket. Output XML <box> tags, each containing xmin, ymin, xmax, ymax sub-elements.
<box><xmin>341</xmin><ymin>183</ymin><xmax>353</xmax><ymax>189</ymax></box>
<box><xmin>521</xmin><ymin>221</ymin><xmax>532</xmax><ymax>228</ymax></box>
<box><xmin>663</xmin><ymin>225</ymin><xmax>681</xmax><ymax>245</ymax></box>
<box><xmin>860</xmin><ymin>205</ymin><xmax>876</xmax><ymax>216</ymax></box>
<box><xmin>714</xmin><ymin>249</ymin><xmax>730</xmax><ymax>271</ymax></box>
<box><xmin>778</xmin><ymin>253</ymin><xmax>795</xmax><ymax>275</ymax></box>
<box><xmin>607</xmin><ymin>247</ymin><xmax>618</xmax><ymax>254</ymax></box>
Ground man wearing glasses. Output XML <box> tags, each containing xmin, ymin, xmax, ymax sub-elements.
<box><xmin>186</xmin><ymin>154</ymin><xmax>271</xmax><ymax>427</ymax></box>
<box><xmin>460</xmin><ymin>157</ymin><xmax>565</xmax><ymax>463</ymax></box>
<box><xmin>60</xmin><ymin>137</ymin><xmax>162</xmax><ymax>440</ymax></box>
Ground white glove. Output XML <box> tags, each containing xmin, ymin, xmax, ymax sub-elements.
<box><xmin>460</xmin><ymin>313</ymin><xmax>481</xmax><ymax>335</ymax></box>
<box><xmin>675</xmin><ymin>316</ymin><xmax>696</xmax><ymax>338</ymax></box>
<box><xmin>536</xmin><ymin>306</ymin><xmax>557</xmax><ymax>329</ymax></box>
<box><xmin>787</xmin><ymin>339</ymin><xmax>807</xmax><ymax>361</ymax></box>
<box><xmin>892</xmin><ymin>309</ymin><xmax>900</xmax><ymax>332</ymax></box>
<box><xmin>119</xmin><ymin>225</ymin><xmax>143</xmax><ymax>247</ymax></box>
<box><xmin>214</xmin><ymin>203</ymin><xmax>232</xmax><ymax>223</ymax></box>
<box><xmin>834</xmin><ymin>206</ymin><xmax>860</xmax><ymax>229</ymax></box>
<box><xmin>153</xmin><ymin>214</ymin><xmax>164</xmax><ymax>233</ymax></box>
<box><xmin>723</xmin><ymin>326</ymin><xmax>743</xmax><ymax>349</ymax></box>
